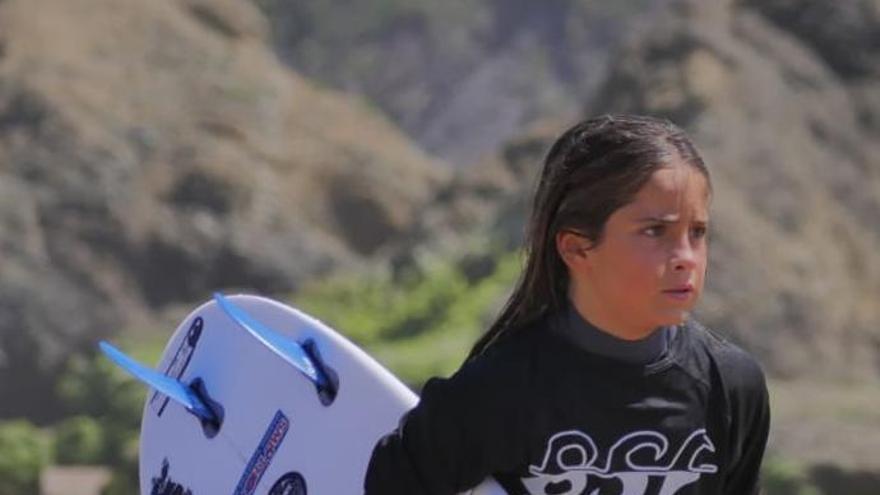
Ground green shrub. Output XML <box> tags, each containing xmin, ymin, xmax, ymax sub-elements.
<box><xmin>53</xmin><ymin>339</ymin><xmax>162</xmax><ymax>493</ymax></box>
<box><xmin>57</xmin><ymin>353</ymin><xmax>145</xmax><ymax>426</ymax></box>
<box><xmin>294</xmin><ymin>249</ymin><xmax>522</xmax><ymax>386</ymax></box>
<box><xmin>53</xmin><ymin>415</ymin><xmax>105</xmax><ymax>465</ymax></box>
<box><xmin>0</xmin><ymin>420</ymin><xmax>49</xmax><ymax>495</ymax></box>
<box><xmin>56</xmin><ymin>350</ymin><xmax>146</xmax><ymax>467</ymax></box>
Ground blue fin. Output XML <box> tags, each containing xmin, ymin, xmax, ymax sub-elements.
<box><xmin>213</xmin><ymin>293</ymin><xmax>327</xmax><ymax>389</ymax></box>
<box><xmin>99</xmin><ymin>341</ymin><xmax>217</xmax><ymax>422</ymax></box>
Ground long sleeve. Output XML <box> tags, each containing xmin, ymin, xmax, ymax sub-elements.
<box><xmin>722</xmin><ymin>351</ymin><xmax>771</xmax><ymax>495</ymax></box>
<box><xmin>364</xmin><ymin>377</ymin><xmax>466</xmax><ymax>495</ymax></box>
<box><xmin>364</xmin><ymin>346</ymin><xmax>530</xmax><ymax>495</ymax></box>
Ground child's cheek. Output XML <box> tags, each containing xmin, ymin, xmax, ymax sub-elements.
<box><xmin>620</xmin><ymin>246</ymin><xmax>664</xmax><ymax>292</ymax></box>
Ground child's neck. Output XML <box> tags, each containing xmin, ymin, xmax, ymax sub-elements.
<box><xmin>555</xmin><ymin>301</ymin><xmax>670</xmax><ymax>365</ymax></box>
<box><xmin>567</xmin><ymin>292</ymin><xmax>659</xmax><ymax>342</ymax></box>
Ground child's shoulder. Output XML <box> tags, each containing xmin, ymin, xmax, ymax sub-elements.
<box><xmin>680</xmin><ymin>318</ymin><xmax>767</xmax><ymax>395</ymax></box>
<box><xmin>449</xmin><ymin>322</ymin><xmax>546</xmax><ymax>388</ymax></box>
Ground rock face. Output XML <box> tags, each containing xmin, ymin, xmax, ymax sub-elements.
<box><xmin>0</xmin><ymin>0</ymin><xmax>447</xmax><ymax>419</ymax></box>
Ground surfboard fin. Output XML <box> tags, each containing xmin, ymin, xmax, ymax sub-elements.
<box><xmin>213</xmin><ymin>293</ymin><xmax>337</xmax><ymax>403</ymax></box>
<box><xmin>99</xmin><ymin>341</ymin><xmax>219</xmax><ymax>423</ymax></box>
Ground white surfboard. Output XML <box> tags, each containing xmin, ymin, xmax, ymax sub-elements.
<box><xmin>106</xmin><ymin>293</ymin><xmax>507</xmax><ymax>494</ymax></box>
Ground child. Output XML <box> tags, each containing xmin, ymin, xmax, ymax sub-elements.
<box><xmin>364</xmin><ymin>114</ymin><xmax>770</xmax><ymax>495</ymax></box>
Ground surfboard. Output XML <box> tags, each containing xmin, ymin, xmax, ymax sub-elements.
<box><xmin>102</xmin><ymin>293</ymin><xmax>507</xmax><ymax>494</ymax></box>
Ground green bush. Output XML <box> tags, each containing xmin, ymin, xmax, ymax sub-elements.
<box><xmin>52</xmin><ymin>339</ymin><xmax>162</xmax><ymax>494</ymax></box>
<box><xmin>294</xmin><ymin>249</ymin><xmax>522</xmax><ymax>386</ymax></box>
<box><xmin>0</xmin><ymin>420</ymin><xmax>50</xmax><ymax>495</ymax></box>
<box><xmin>57</xmin><ymin>353</ymin><xmax>145</xmax><ymax>426</ymax></box>
<box><xmin>53</xmin><ymin>415</ymin><xmax>105</xmax><ymax>465</ymax></box>
<box><xmin>56</xmin><ymin>349</ymin><xmax>146</xmax><ymax>468</ymax></box>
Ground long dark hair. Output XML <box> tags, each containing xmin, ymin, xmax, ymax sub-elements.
<box><xmin>466</xmin><ymin>114</ymin><xmax>711</xmax><ymax>362</ymax></box>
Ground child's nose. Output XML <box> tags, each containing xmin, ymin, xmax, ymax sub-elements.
<box><xmin>669</xmin><ymin>239</ymin><xmax>699</xmax><ymax>271</ymax></box>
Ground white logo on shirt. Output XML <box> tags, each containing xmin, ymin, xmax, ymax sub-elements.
<box><xmin>521</xmin><ymin>429</ymin><xmax>717</xmax><ymax>495</ymax></box>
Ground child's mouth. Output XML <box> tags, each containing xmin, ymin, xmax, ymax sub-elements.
<box><xmin>663</xmin><ymin>284</ymin><xmax>694</xmax><ymax>300</ymax></box>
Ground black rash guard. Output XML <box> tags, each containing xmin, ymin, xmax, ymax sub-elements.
<box><xmin>364</xmin><ymin>312</ymin><xmax>771</xmax><ymax>495</ymax></box>
<box><xmin>551</xmin><ymin>302</ymin><xmax>672</xmax><ymax>366</ymax></box>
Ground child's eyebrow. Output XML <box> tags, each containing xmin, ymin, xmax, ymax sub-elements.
<box><xmin>636</xmin><ymin>215</ymin><xmax>709</xmax><ymax>225</ymax></box>
<box><xmin>636</xmin><ymin>215</ymin><xmax>679</xmax><ymax>223</ymax></box>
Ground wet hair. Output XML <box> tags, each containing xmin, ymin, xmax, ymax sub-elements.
<box><xmin>466</xmin><ymin>114</ymin><xmax>711</xmax><ymax>362</ymax></box>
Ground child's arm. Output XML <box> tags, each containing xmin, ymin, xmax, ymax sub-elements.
<box><xmin>364</xmin><ymin>351</ymin><xmax>528</xmax><ymax>494</ymax></box>
<box><xmin>364</xmin><ymin>376</ymin><xmax>468</xmax><ymax>494</ymax></box>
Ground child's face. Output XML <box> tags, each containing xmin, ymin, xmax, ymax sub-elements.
<box><xmin>568</xmin><ymin>162</ymin><xmax>710</xmax><ymax>337</ymax></box>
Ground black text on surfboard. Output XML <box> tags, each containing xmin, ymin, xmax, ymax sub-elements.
<box><xmin>151</xmin><ymin>458</ymin><xmax>192</xmax><ymax>495</ymax></box>
<box><xmin>150</xmin><ymin>317</ymin><xmax>203</xmax><ymax>417</ymax></box>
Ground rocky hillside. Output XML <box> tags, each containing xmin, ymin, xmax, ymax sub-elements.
<box><xmin>255</xmin><ymin>0</ymin><xmax>677</xmax><ymax>164</ymax></box>
<box><xmin>0</xmin><ymin>0</ymin><xmax>448</xmax><ymax>419</ymax></box>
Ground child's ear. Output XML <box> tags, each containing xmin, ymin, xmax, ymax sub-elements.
<box><xmin>556</xmin><ymin>230</ymin><xmax>592</xmax><ymax>269</ymax></box>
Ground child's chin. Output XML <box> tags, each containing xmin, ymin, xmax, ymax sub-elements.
<box><xmin>656</xmin><ymin>311</ymin><xmax>689</xmax><ymax>327</ymax></box>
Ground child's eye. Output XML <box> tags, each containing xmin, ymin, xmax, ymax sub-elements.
<box><xmin>692</xmin><ymin>226</ymin><xmax>708</xmax><ymax>238</ymax></box>
<box><xmin>643</xmin><ymin>225</ymin><xmax>665</xmax><ymax>237</ymax></box>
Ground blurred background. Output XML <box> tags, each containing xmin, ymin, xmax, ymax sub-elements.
<box><xmin>0</xmin><ymin>0</ymin><xmax>878</xmax><ymax>493</ymax></box>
